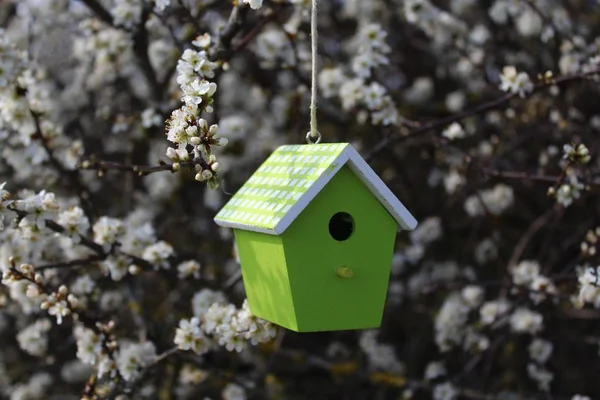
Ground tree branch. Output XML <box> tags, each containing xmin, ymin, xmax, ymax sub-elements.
<box><xmin>78</xmin><ymin>0</ymin><xmax>114</xmax><ymax>25</ymax></box>
<box><xmin>365</xmin><ymin>68</ymin><xmax>600</xmax><ymax>161</ymax></box>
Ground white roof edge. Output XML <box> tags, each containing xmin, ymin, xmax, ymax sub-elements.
<box><xmin>344</xmin><ymin>146</ymin><xmax>418</xmax><ymax>231</ymax></box>
<box><xmin>214</xmin><ymin>219</ymin><xmax>280</xmax><ymax>235</ymax></box>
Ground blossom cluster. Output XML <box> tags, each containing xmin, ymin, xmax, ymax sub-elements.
<box><xmin>175</xmin><ymin>297</ymin><xmax>277</xmax><ymax>354</ymax></box>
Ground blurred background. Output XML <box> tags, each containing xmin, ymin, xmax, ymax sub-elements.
<box><xmin>2</xmin><ymin>0</ymin><xmax>600</xmax><ymax>399</ymax></box>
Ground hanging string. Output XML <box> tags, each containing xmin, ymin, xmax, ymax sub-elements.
<box><xmin>306</xmin><ymin>0</ymin><xmax>321</xmax><ymax>145</ymax></box>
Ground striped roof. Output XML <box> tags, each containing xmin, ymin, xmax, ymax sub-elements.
<box><xmin>214</xmin><ymin>143</ymin><xmax>417</xmax><ymax>235</ymax></box>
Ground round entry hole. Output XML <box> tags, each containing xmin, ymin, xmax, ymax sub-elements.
<box><xmin>329</xmin><ymin>212</ymin><xmax>355</xmax><ymax>241</ymax></box>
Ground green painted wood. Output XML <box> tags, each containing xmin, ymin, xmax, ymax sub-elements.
<box><xmin>233</xmin><ymin>229</ymin><xmax>298</xmax><ymax>331</ymax></box>
<box><xmin>281</xmin><ymin>166</ymin><xmax>398</xmax><ymax>332</ymax></box>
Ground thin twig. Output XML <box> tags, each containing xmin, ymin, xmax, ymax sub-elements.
<box><xmin>507</xmin><ymin>206</ymin><xmax>558</xmax><ymax>271</ymax></box>
<box><xmin>224</xmin><ymin>270</ymin><xmax>243</xmax><ymax>291</ymax></box>
<box><xmin>81</xmin><ymin>160</ymin><xmax>177</xmax><ymax>174</ymax></box>
<box><xmin>35</xmin><ymin>254</ymin><xmax>106</xmax><ymax>271</ymax></box>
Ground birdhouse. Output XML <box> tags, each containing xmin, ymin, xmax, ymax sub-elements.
<box><xmin>214</xmin><ymin>143</ymin><xmax>417</xmax><ymax>332</ymax></box>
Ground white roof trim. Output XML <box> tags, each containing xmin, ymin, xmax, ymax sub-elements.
<box><xmin>342</xmin><ymin>146</ymin><xmax>417</xmax><ymax>230</ymax></box>
<box><xmin>215</xmin><ymin>144</ymin><xmax>417</xmax><ymax>234</ymax></box>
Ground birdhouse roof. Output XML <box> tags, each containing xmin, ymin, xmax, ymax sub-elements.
<box><xmin>214</xmin><ymin>143</ymin><xmax>417</xmax><ymax>235</ymax></box>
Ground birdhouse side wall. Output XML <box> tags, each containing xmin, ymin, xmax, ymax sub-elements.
<box><xmin>233</xmin><ymin>229</ymin><xmax>298</xmax><ymax>331</ymax></box>
<box><xmin>281</xmin><ymin>165</ymin><xmax>398</xmax><ymax>332</ymax></box>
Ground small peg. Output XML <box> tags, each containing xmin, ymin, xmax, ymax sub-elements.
<box><xmin>335</xmin><ymin>266</ymin><xmax>354</xmax><ymax>278</ymax></box>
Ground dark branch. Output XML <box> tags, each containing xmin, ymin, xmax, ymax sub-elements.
<box><xmin>78</xmin><ymin>0</ymin><xmax>114</xmax><ymax>25</ymax></box>
<box><xmin>365</xmin><ymin>68</ymin><xmax>600</xmax><ymax>160</ymax></box>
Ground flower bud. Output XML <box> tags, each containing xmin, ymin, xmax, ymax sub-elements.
<box><xmin>199</xmin><ymin>119</ymin><xmax>208</xmax><ymax>132</ymax></box>
<box><xmin>166</xmin><ymin>147</ymin><xmax>178</xmax><ymax>160</ymax></box>
<box><xmin>202</xmin><ymin>169</ymin><xmax>213</xmax><ymax>180</ymax></box>
<box><xmin>129</xmin><ymin>265</ymin><xmax>141</xmax><ymax>275</ymax></box>
<box><xmin>20</xmin><ymin>264</ymin><xmax>33</xmax><ymax>274</ymax></box>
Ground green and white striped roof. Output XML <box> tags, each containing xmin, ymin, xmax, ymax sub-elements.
<box><xmin>214</xmin><ymin>143</ymin><xmax>417</xmax><ymax>235</ymax></box>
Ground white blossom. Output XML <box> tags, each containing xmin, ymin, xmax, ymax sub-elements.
<box><xmin>554</xmin><ymin>176</ymin><xmax>585</xmax><ymax>207</ymax></box>
<box><xmin>319</xmin><ymin>68</ymin><xmax>346</xmax><ymax>99</ymax></box>
<box><xmin>93</xmin><ymin>217</ymin><xmax>125</xmax><ymax>252</ymax></box>
<box><xmin>509</xmin><ymin>308</ymin><xmax>543</xmax><ymax>334</ymax></box>
<box><xmin>192</xmin><ymin>289</ymin><xmax>227</xmax><ymax>317</ymax></box>
<box><xmin>70</xmin><ymin>275</ymin><xmax>95</xmax><ymax>296</ymax></box>
<box><xmin>175</xmin><ymin>317</ymin><xmax>212</xmax><ymax>354</ymax></box>
<box><xmin>527</xmin><ymin>363</ymin><xmax>553</xmax><ymax>391</ymax></box>
<box><xmin>116</xmin><ymin>341</ymin><xmax>157</xmax><ymax>381</ymax></box>
<box><xmin>15</xmin><ymin>190</ymin><xmax>60</xmax><ymax>230</ymax></box>
<box><xmin>102</xmin><ymin>255</ymin><xmax>130</xmax><ymax>281</ymax></box>
<box><xmin>222</xmin><ymin>383</ymin><xmax>247</xmax><ymax>400</ymax></box>
<box><xmin>511</xmin><ymin>260</ymin><xmax>540</xmax><ymax>286</ymax></box>
<box><xmin>111</xmin><ymin>0</ymin><xmax>142</xmax><ymax>29</ymax></box>
<box><xmin>464</xmin><ymin>184</ymin><xmax>514</xmax><ymax>217</ymax></box>
<box><xmin>9</xmin><ymin>372</ymin><xmax>53</xmax><ymax>400</ymax></box>
<box><xmin>154</xmin><ymin>0</ymin><xmax>171</xmax><ymax>12</ymax></box>
<box><xmin>575</xmin><ymin>266</ymin><xmax>600</xmax><ymax>308</ymax></box>
<box><xmin>182</xmin><ymin>79</ymin><xmax>216</xmax><ymax>106</ymax></box>
<box><xmin>461</xmin><ymin>285</ymin><xmax>484</xmax><ymax>308</ymax></box>
<box><xmin>57</xmin><ymin>207</ymin><xmax>89</xmax><ymax>243</ymax></box>
<box><xmin>74</xmin><ymin>325</ymin><xmax>104</xmax><ymax>366</ymax></box>
<box><xmin>433</xmin><ymin>382</ymin><xmax>458</xmax><ymax>400</ymax></box>
<box><xmin>424</xmin><ymin>361</ymin><xmax>446</xmax><ymax>380</ymax></box>
<box><xmin>563</xmin><ymin>143</ymin><xmax>591</xmax><ymax>164</ymax></box>
<box><xmin>474</xmin><ymin>238</ymin><xmax>498</xmax><ymax>265</ymax></box>
<box><xmin>0</xmin><ymin>29</ymin><xmax>27</xmax><ymax>87</ymax></box>
<box><xmin>235</xmin><ymin>300</ymin><xmax>277</xmax><ymax>345</ymax></box>
<box><xmin>0</xmin><ymin>182</ymin><xmax>16</xmax><ymax>230</ymax></box>
<box><xmin>442</xmin><ymin>123</ymin><xmax>466</xmax><ymax>140</ymax></box>
<box><xmin>480</xmin><ymin>299</ymin><xmax>510</xmax><ymax>325</ymax></box>
<box><xmin>499</xmin><ymin>66</ymin><xmax>534</xmax><ymax>97</ymax></box>
<box><xmin>177</xmin><ymin>260</ymin><xmax>201</xmax><ymax>279</ymax></box>
<box><xmin>443</xmin><ymin>170</ymin><xmax>465</xmax><ymax>195</ymax></box>
<box><xmin>242</xmin><ymin>0</ymin><xmax>263</xmax><ymax>10</ymax></box>
<box><xmin>42</xmin><ymin>293</ymin><xmax>71</xmax><ymax>325</ymax></box>
<box><xmin>141</xmin><ymin>108</ymin><xmax>163</xmax><ymax>128</ymax></box>
<box><xmin>192</xmin><ymin>34</ymin><xmax>211</xmax><ymax>49</ymax></box>
<box><xmin>434</xmin><ymin>293</ymin><xmax>471</xmax><ymax>352</ymax></box>
<box><xmin>141</xmin><ymin>241</ymin><xmax>174</xmax><ymax>270</ymax></box>
<box><xmin>529</xmin><ymin>338</ymin><xmax>553</xmax><ymax>364</ymax></box>
<box><xmin>17</xmin><ymin>319</ymin><xmax>51</xmax><ymax>357</ymax></box>
<box><xmin>409</xmin><ymin>216</ymin><xmax>442</xmax><ymax>245</ymax></box>
<box><xmin>359</xmin><ymin>330</ymin><xmax>405</xmax><ymax>373</ymax></box>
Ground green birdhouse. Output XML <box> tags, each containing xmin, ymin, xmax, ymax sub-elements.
<box><xmin>214</xmin><ymin>143</ymin><xmax>417</xmax><ymax>332</ymax></box>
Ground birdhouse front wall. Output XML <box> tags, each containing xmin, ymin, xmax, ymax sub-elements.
<box><xmin>233</xmin><ymin>229</ymin><xmax>300</xmax><ymax>331</ymax></box>
<box><xmin>281</xmin><ymin>165</ymin><xmax>398</xmax><ymax>332</ymax></box>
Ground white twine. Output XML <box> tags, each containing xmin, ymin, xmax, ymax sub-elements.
<box><xmin>306</xmin><ymin>0</ymin><xmax>321</xmax><ymax>145</ymax></box>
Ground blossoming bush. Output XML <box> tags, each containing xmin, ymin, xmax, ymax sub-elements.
<box><xmin>2</xmin><ymin>0</ymin><xmax>600</xmax><ymax>399</ymax></box>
